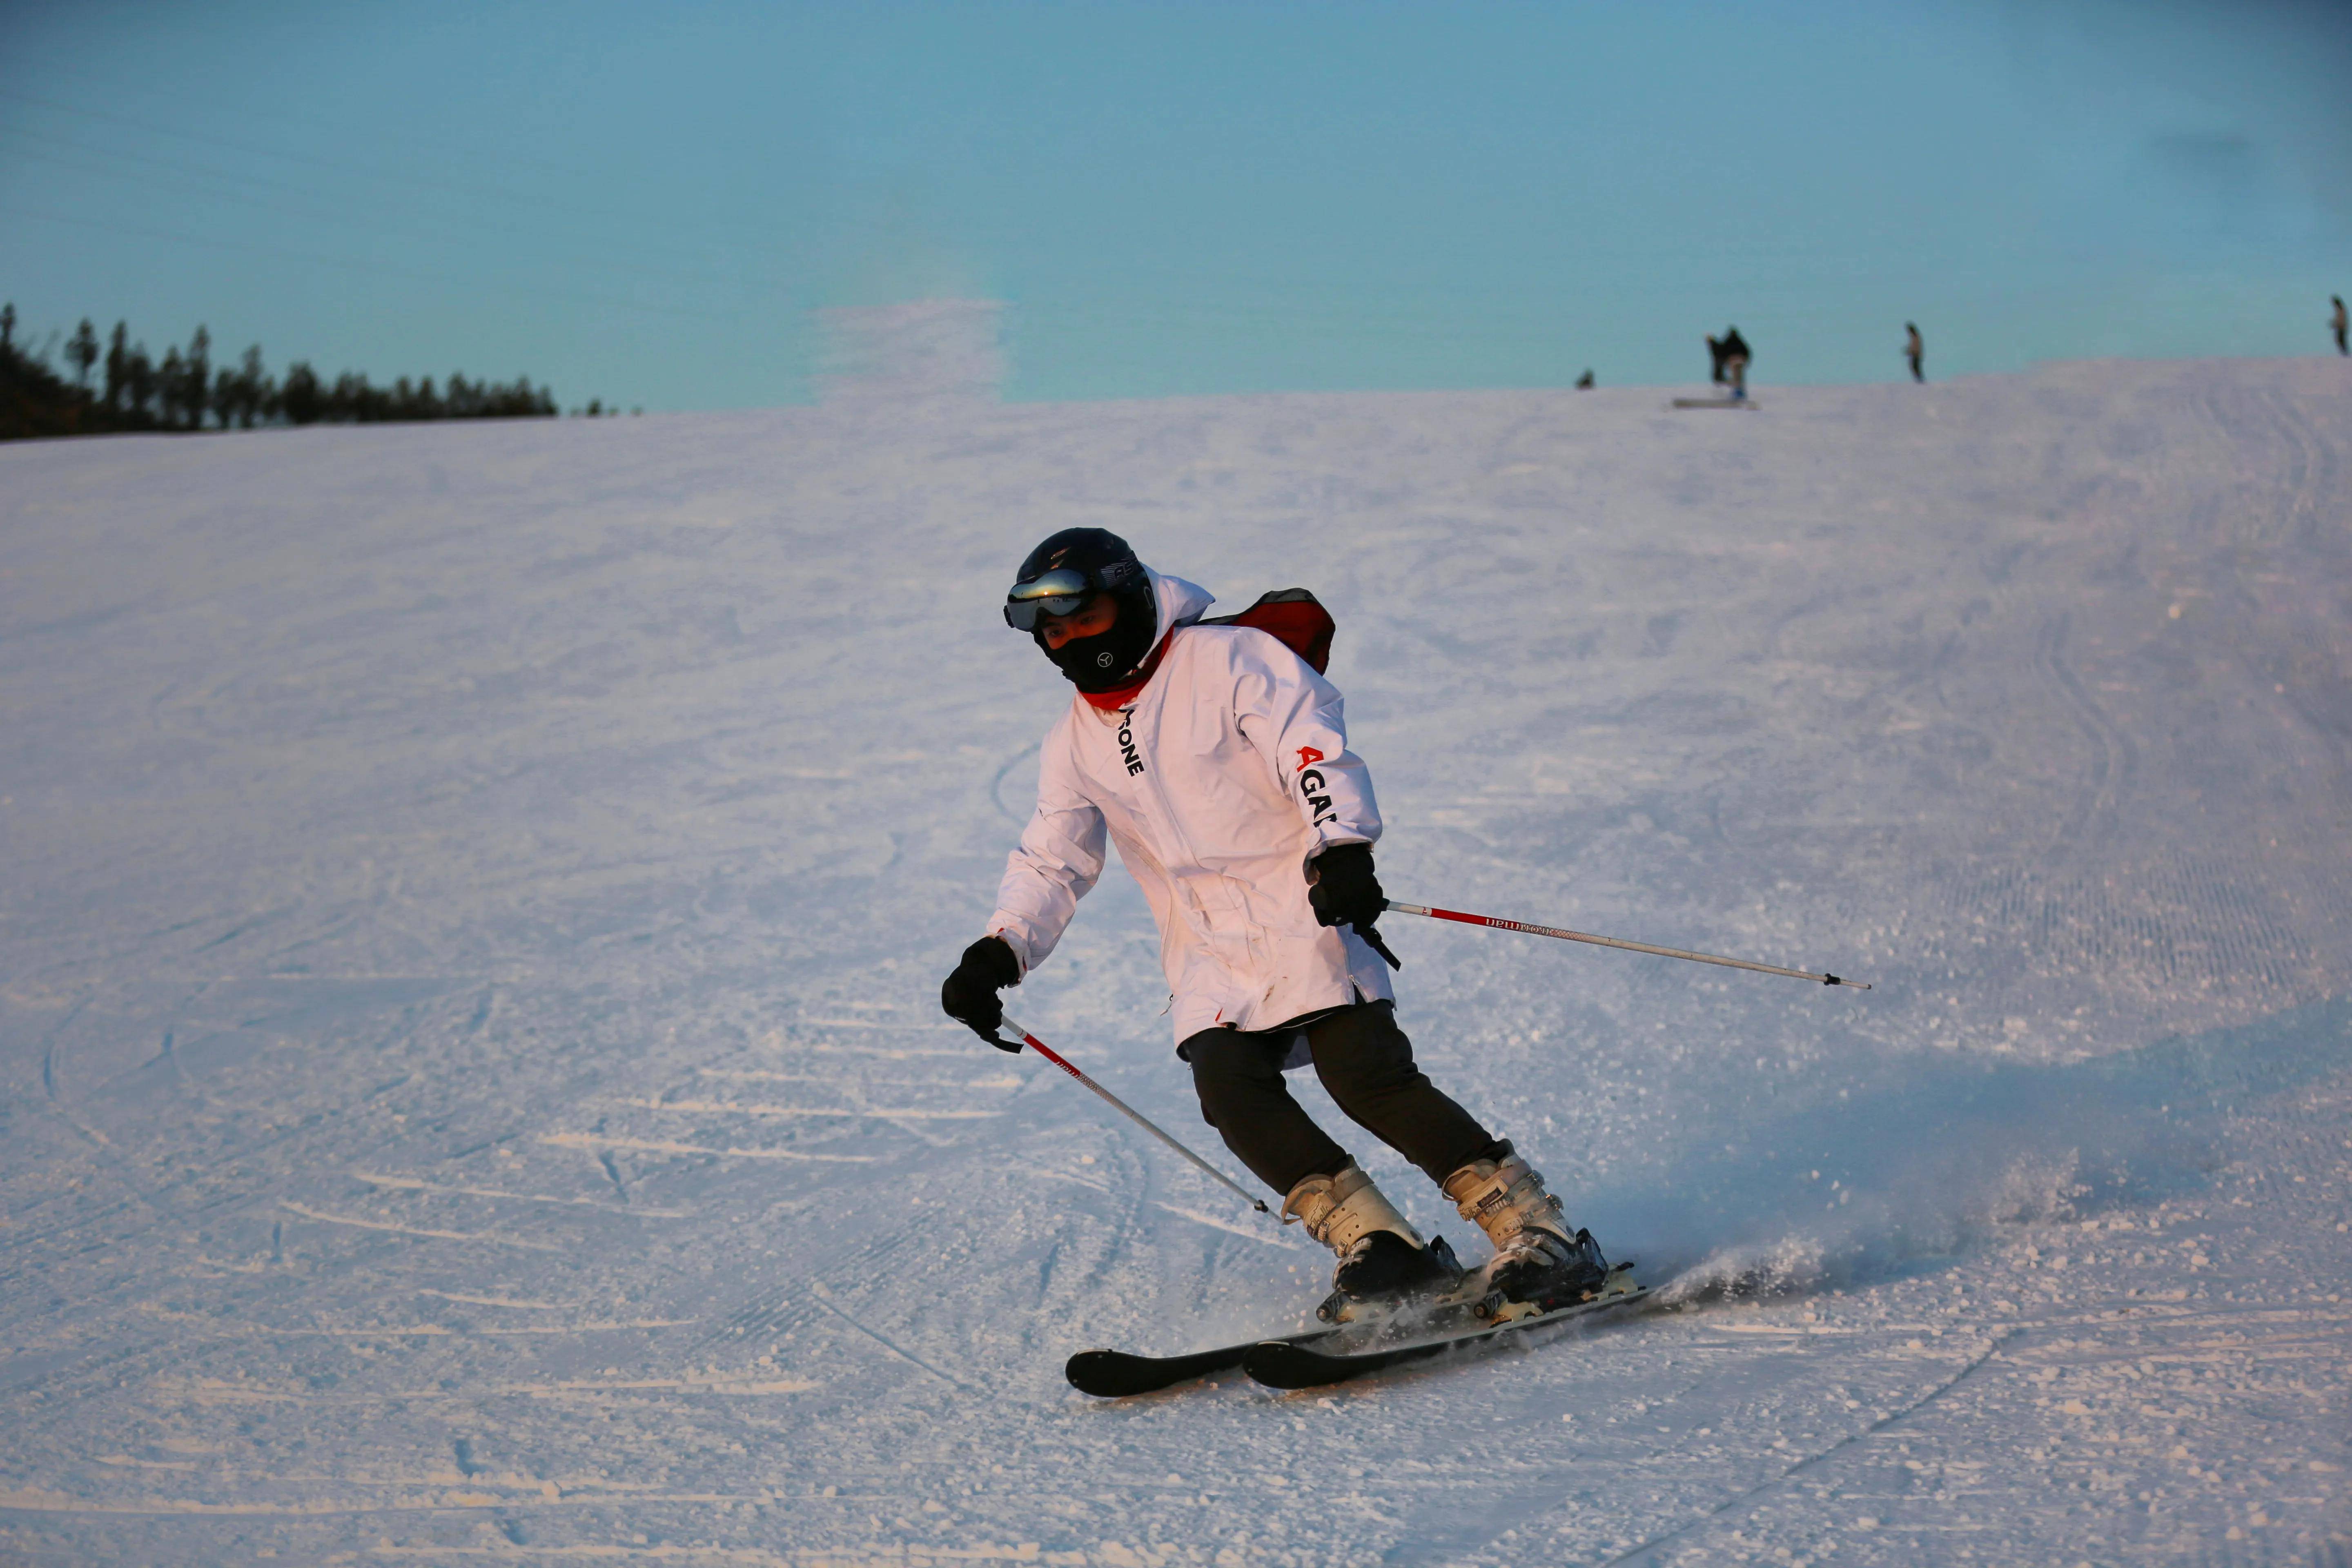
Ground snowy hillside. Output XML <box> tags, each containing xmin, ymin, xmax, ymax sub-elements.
<box><xmin>3</xmin><ymin>353</ymin><xmax>2349</xmax><ymax>1565</ymax></box>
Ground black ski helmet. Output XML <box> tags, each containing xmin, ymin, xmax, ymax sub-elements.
<box><xmin>1004</xmin><ymin>527</ymin><xmax>1158</xmax><ymax>693</ymax></box>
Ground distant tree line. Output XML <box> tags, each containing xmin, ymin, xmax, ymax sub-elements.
<box><xmin>0</xmin><ymin>302</ymin><xmax>599</xmax><ymax>441</ymax></box>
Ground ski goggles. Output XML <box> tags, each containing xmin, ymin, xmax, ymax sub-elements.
<box><xmin>1002</xmin><ymin>568</ymin><xmax>1100</xmax><ymax>630</ymax></box>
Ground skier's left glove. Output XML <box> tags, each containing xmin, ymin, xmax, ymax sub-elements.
<box><xmin>941</xmin><ymin>935</ymin><xmax>1022</xmax><ymax>1049</ymax></box>
<box><xmin>1307</xmin><ymin>843</ymin><xmax>1401</xmax><ymax>970</ymax></box>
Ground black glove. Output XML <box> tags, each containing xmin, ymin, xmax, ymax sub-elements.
<box><xmin>1307</xmin><ymin>843</ymin><xmax>1401</xmax><ymax>969</ymax></box>
<box><xmin>941</xmin><ymin>935</ymin><xmax>1022</xmax><ymax>1048</ymax></box>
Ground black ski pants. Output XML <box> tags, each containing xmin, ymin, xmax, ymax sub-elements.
<box><xmin>1182</xmin><ymin>1000</ymin><xmax>1509</xmax><ymax>1200</ymax></box>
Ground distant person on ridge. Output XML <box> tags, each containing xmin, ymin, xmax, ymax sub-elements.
<box><xmin>940</xmin><ymin>529</ymin><xmax>1613</xmax><ymax>1322</ymax></box>
<box><xmin>1575</xmin><ymin>369</ymin><xmax>1596</xmax><ymax>389</ymax></box>
<box><xmin>2333</xmin><ymin>296</ymin><xmax>2348</xmax><ymax>356</ymax></box>
<box><xmin>1719</xmin><ymin>326</ymin><xmax>1751</xmax><ymax>400</ymax></box>
<box><xmin>1904</xmin><ymin>323</ymin><xmax>1925</xmax><ymax>383</ymax></box>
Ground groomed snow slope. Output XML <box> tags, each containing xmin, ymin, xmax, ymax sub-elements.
<box><xmin>2</xmin><ymin>357</ymin><xmax>2349</xmax><ymax>1566</ymax></box>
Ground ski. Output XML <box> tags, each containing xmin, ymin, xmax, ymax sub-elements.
<box><xmin>1243</xmin><ymin>1274</ymin><xmax>1653</xmax><ymax>1390</ymax></box>
<box><xmin>1067</xmin><ymin>1255</ymin><xmax>1481</xmax><ymax>1398</ymax></box>
<box><xmin>1066</xmin><ymin>1236</ymin><xmax>1479</xmax><ymax>1397</ymax></box>
<box><xmin>1670</xmin><ymin>397</ymin><xmax>1757</xmax><ymax>410</ymax></box>
<box><xmin>1071</xmin><ymin>1260</ymin><xmax>1650</xmax><ymax>1397</ymax></box>
<box><xmin>1066</xmin><ymin>1325</ymin><xmax>1340</xmax><ymax>1398</ymax></box>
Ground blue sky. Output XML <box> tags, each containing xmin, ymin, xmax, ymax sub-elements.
<box><xmin>2</xmin><ymin>1</ymin><xmax>2345</xmax><ymax>411</ymax></box>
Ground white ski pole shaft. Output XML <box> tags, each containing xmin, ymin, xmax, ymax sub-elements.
<box><xmin>997</xmin><ymin>1015</ymin><xmax>1272</xmax><ymax>1215</ymax></box>
<box><xmin>1386</xmin><ymin>902</ymin><xmax>1871</xmax><ymax>990</ymax></box>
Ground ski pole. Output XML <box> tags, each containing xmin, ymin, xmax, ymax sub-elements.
<box><xmin>1386</xmin><ymin>902</ymin><xmax>1871</xmax><ymax>990</ymax></box>
<box><xmin>997</xmin><ymin>1015</ymin><xmax>1272</xmax><ymax>1215</ymax></box>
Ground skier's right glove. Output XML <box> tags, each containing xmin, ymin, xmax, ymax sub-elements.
<box><xmin>1307</xmin><ymin>843</ymin><xmax>1402</xmax><ymax>970</ymax></box>
<box><xmin>941</xmin><ymin>935</ymin><xmax>1022</xmax><ymax>1049</ymax></box>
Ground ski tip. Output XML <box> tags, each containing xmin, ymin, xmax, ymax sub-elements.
<box><xmin>1065</xmin><ymin>1349</ymin><xmax>1139</xmax><ymax>1398</ymax></box>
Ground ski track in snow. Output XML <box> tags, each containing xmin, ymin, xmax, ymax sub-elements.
<box><xmin>2</xmin><ymin>353</ymin><xmax>2349</xmax><ymax>1565</ymax></box>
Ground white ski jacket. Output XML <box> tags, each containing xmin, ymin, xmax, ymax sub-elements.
<box><xmin>988</xmin><ymin>571</ymin><xmax>1394</xmax><ymax>1050</ymax></box>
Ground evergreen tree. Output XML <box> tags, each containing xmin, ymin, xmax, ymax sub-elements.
<box><xmin>235</xmin><ymin>345</ymin><xmax>269</xmax><ymax>428</ymax></box>
<box><xmin>65</xmin><ymin>320</ymin><xmax>99</xmax><ymax>390</ymax></box>
<box><xmin>0</xmin><ymin>303</ymin><xmax>13</xmax><ymax>352</ymax></box>
<box><xmin>185</xmin><ymin>326</ymin><xmax>210</xmax><ymax>430</ymax></box>
<box><xmin>126</xmin><ymin>343</ymin><xmax>156</xmax><ymax>420</ymax></box>
<box><xmin>280</xmin><ymin>361</ymin><xmax>322</xmax><ymax>425</ymax></box>
<box><xmin>211</xmin><ymin>364</ymin><xmax>238</xmax><ymax>431</ymax></box>
<box><xmin>331</xmin><ymin>370</ymin><xmax>376</xmax><ymax>423</ymax></box>
<box><xmin>160</xmin><ymin>345</ymin><xmax>187</xmax><ymax>427</ymax></box>
<box><xmin>105</xmin><ymin>323</ymin><xmax>129</xmax><ymax>412</ymax></box>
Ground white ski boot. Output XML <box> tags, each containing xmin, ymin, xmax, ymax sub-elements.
<box><xmin>1442</xmin><ymin>1154</ymin><xmax>1610</xmax><ymax>1317</ymax></box>
<box><xmin>1284</xmin><ymin>1164</ymin><xmax>1461</xmax><ymax>1323</ymax></box>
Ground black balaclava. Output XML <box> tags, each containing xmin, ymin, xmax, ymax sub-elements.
<box><xmin>1042</xmin><ymin>595</ymin><xmax>1160</xmax><ymax>692</ymax></box>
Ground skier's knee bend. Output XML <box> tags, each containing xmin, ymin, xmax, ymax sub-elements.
<box><xmin>1183</xmin><ymin>1025</ymin><xmax>1356</xmax><ymax>1193</ymax></box>
<box><xmin>1309</xmin><ymin>1003</ymin><xmax>1513</xmax><ymax>1180</ymax></box>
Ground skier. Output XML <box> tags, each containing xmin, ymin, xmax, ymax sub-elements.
<box><xmin>1904</xmin><ymin>322</ymin><xmax>1925</xmax><ymax>383</ymax></box>
<box><xmin>940</xmin><ymin>529</ymin><xmax>1609</xmax><ymax>1318</ymax></box>
<box><xmin>1704</xmin><ymin>333</ymin><xmax>1728</xmax><ymax>385</ymax></box>
<box><xmin>1718</xmin><ymin>326</ymin><xmax>1751</xmax><ymax>400</ymax></box>
<box><xmin>2333</xmin><ymin>296</ymin><xmax>2348</xmax><ymax>356</ymax></box>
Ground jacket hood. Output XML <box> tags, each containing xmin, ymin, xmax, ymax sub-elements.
<box><xmin>1146</xmin><ymin>568</ymin><xmax>1216</xmax><ymax>637</ymax></box>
